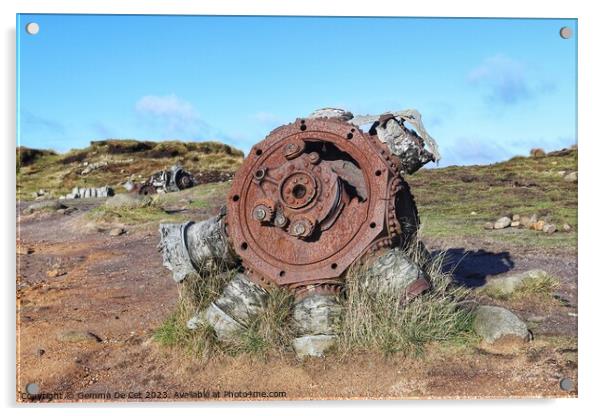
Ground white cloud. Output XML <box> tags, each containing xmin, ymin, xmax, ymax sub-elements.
<box><xmin>468</xmin><ymin>54</ymin><xmax>554</xmax><ymax>105</ymax></box>
<box><xmin>135</xmin><ymin>94</ymin><xmax>209</xmax><ymax>138</ymax></box>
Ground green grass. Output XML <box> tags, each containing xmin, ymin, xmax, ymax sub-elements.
<box><xmin>336</xmin><ymin>246</ymin><xmax>477</xmax><ymax>357</ymax></box>
<box><xmin>155</xmin><ymin>243</ymin><xmax>477</xmax><ymax>360</ymax></box>
<box><xmin>87</xmin><ymin>204</ymin><xmax>184</xmax><ymax>225</ymax></box>
<box><xmin>482</xmin><ymin>273</ymin><xmax>561</xmax><ymax>302</ymax></box>
<box><xmin>16</xmin><ymin>140</ymin><xmax>243</xmax><ymax>201</ymax></box>
<box><xmin>408</xmin><ymin>149</ymin><xmax>577</xmax><ymax>249</ymax></box>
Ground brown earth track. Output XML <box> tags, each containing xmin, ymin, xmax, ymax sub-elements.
<box><xmin>16</xmin><ymin>201</ymin><xmax>577</xmax><ymax>402</ymax></box>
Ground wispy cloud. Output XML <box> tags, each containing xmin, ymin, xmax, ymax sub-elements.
<box><xmin>438</xmin><ymin>135</ymin><xmax>575</xmax><ymax>167</ymax></box>
<box><xmin>135</xmin><ymin>94</ymin><xmax>210</xmax><ymax>138</ymax></box>
<box><xmin>21</xmin><ymin>110</ymin><xmax>65</xmax><ymax>133</ymax></box>
<box><xmin>468</xmin><ymin>54</ymin><xmax>555</xmax><ymax>105</ymax></box>
<box><xmin>90</xmin><ymin>121</ymin><xmax>115</xmax><ymax>138</ymax></box>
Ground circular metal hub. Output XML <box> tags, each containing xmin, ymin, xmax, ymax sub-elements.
<box><xmin>226</xmin><ymin>117</ymin><xmax>404</xmax><ymax>288</ymax></box>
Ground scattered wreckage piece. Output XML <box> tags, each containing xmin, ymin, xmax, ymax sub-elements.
<box><xmin>136</xmin><ymin>165</ymin><xmax>196</xmax><ymax>195</ymax></box>
<box><xmin>159</xmin><ymin>108</ymin><xmax>439</xmax><ymax>357</ymax></box>
<box><xmin>61</xmin><ymin>185</ymin><xmax>114</xmax><ymax>200</ymax></box>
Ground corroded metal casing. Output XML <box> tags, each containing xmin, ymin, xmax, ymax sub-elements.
<box><xmin>226</xmin><ymin>117</ymin><xmax>404</xmax><ymax>289</ymax></box>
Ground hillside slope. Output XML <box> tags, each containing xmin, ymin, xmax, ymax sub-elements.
<box><xmin>16</xmin><ymin>139</ymin><xmax>244</xmax><ymax>200</ymax></box>
<box><xmin>407</xmin><ymin>147</ymin><xmax>578</xmax><ymax>250</ymax></box>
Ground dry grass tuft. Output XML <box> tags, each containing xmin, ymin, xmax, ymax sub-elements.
<box><xmin>156</xmin><ymin>242</ymin><xmax>476</xmax><ymax>360</ymax></box>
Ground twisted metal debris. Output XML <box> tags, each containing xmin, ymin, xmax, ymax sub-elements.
<box><xmin>159</xmin><ymin>108</ymin><xmax>439</xmax><ymax>357</ymax></box>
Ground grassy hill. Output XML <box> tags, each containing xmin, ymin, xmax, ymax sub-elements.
<box><xmin>407</xmin><ymin>147</ymin><xmax>578</xmax><ymax>250</ymax></box>
<box><xmin>16</xmin><ymin>139</ymin><xmax>244</xmax><ymax>200</ymax></box>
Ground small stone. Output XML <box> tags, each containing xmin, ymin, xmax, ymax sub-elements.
<box><xmin>520</xmin><ymin>214</ymin><xmax>538</xmax><ymax>228</ymax></box>
<box><xmin>531</xmin><ymin>220</ymin><xmax>545</xmax><ymax>231</ymax></box>
<box><xmin>564</xmin><ymin>171</ymin><xmax>577</xmax><ymax>182</ymax></box>
<box><xmin>484</xmin><ymin>222</ymin><xmax>494</xmax><ymax>230</ymax></box>
<box><xmin>562</xmin><ymin>223</ymin><xmax>572</xmax><ymax>232</ymax></box>
<box><xmin>109</xmin><ymin>227</ymin><xmax>125</xmax><ymax>236</ymax></box>
<box><xmin>46</xmin><ymin>269</ymin><xmax>67</xmax><ymax>278</ymax></box>
<box><xmin>17</xmin><ymin>246</ymin><xmax>34</xmax><ymax>255</ymax></box>
<box><xmin>543</xmin><ymin>223</ymin><xmax>557</xmax><ymax>234</ymax></box>
<box><xmin>470</xmin><ymin>211</ymin><xmax>477</xmax><ymax>216</ymax></box>
<box><xmin>510</xmin><ymin>221</ymin><xmax>520</xmax><ymax>227</ymax></box>
<box><xmin>483</xmin><ymin>269</ymin><xmax>549</xmax><ymax>296</ymax></box>
<box><xmin>494</xmin><ymin>217</ymin><xmax>511</xmax><ymax>229</ymax></box>
<box><xmin>557</xmin><ymin>170</ymin><xmax>566</xmax><ymax>176</ymax></box>
<box><xmin>105</xmin><ymin>193</ymin><xmax>152</xmax><ymax>209</ymax></box>
<box><xmin>22</xmin><ymin>200</ymin><xmax>66</xmax><ymax>215</ymax></box>
<box><xmin>473</xmin><ymin>305</ymin><xmax>530</xmax><ymax>352</ymax></box>
<box><xmin>292</xmin><ymin>335</ymin><xmax>337</xmax><ymax>358</ymax></box>
<box><xmin>36</xmin><ymin>348</ymin><xmax>45</xmax><ymax>357</ymax></box>
<box><xmin>512</xmin><ymin>214</ymin><xmax>520</xmax><ymax>222</ymax></box>
<box><xmin>57</xmin><ymin>330</ymin><xmax>102</xmax><ymax>343</ymax></box>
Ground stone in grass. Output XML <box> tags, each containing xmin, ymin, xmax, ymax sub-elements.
<box><xmin>105</xmin><ymin>193</ymin><xmax>152</xmax><ymax>209</ymax></box>
<box><xmin>483</xmin><ymin>222</ymin><xmax>494</xmax><ymax>230</ymax></box>
<box><xmin>512</xmin><ymin>214</ymin><xmax>521</xmax><ymax>222</ymax></box>
<box><xmin>109</xmin><ymin>227</ymin><xmax>126</xmax><ymax>236</ymax></box>
<box><xmin>543</xmin><ymin>223</ymin><xmax>557</xmax><ymax>234</ymax></box>
<box><xmin>564</xmin><ymin>171</ymin><xmax>577</xmax><ymax>182</ymax></box>
<box><xmin>494</xmin><ymin>217</ymin><xmax>511</xmax><ymax>229</ymax></box>
<box><xmin>483</xmin><ymin>269</ymin><xmax>549</xmax><ymax>297</ymax></box>
<box><xmin>562</xmin><ymin>223</ymin><xmax>572</xmax><ymax>232</ymax></box>
<box><xmin>520</xmin><ymin>214</ymin><xmax>538</xmax><ymax>228</ymax></box>
<box><xmin>531</xmin><ymin>220</ymin><xmax>545</xmax><ymax>231</ymax></box>
<box><xmin>292</xmin><ymin>335</ymin><xmax>337</xmax><ymax>358</ymax></box>
<box><xmin>22</xmin><ymin>200</ymin><xmax>66</xmax><ymax>215</ymax></box>
<box><xmin>510</xmin><ymin>221</ymin><xmax>520</xmax><ymax>227</ymax></box>
<box><xmin>473</xmin><ymin>305</ymin><xmax>530</xmax><ymax>353</ymax></box>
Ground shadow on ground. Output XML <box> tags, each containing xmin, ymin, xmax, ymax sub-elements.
<box><xmin>433</xmin><ymin>248</ymin><xmax>515</xmax><ymax>287</ymax></box>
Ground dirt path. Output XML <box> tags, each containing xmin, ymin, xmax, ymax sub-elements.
<box><xmin>16</xmin><ymin>202</ymin><xmax>578</xmax><ymax>401</ymax></box>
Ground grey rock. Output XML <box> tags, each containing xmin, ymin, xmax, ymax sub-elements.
<box><xmin>158</xmin><ymin>212</ymin><xmax>239</xmax><ymax>283</ymax></box>
<box><xmin>473</xmin><ymin>305</ymin><xmax>529</xmax><ymax>344</ymax></box>
<box><xmin>292</xmin><ymin>335</ymin><xmax>337</xmax><ymax>358</ymax></box>
<box><xmin>494</xmin><ymin>217</ymin><xmax>512</xmax><ymax>229</ymax></box>
<box><xmin>483</xmin><ymin>269</ymin><xmax>549</xmax><ymax>296</ymax></box>
<box><xmin>292</xmin><ymin>292</ymin><xmax>342</xmax><ymax>336</ymax></box>
<box><xmin>510</xmin><ymin>221</ymin><xmax>520</xmax><ymax>227</ymax></box>
<box><xmin>519</xmin><ymin>214</ymin><xmax>538</xmax><ymax>228</ymax></box>
<box><xmin>22</xmin><ymin>200</ymin><xmax>66</xmax><ymax>215</ymax></box>
<box><xmin>186</xmin><ymin>314</ymin><xmax>205</xmax><ymax>330</ymax></box>
<box><xmin>562</xmin><ymin>223</ymin><xmax>572</xmax><ymax>232</ymax></box>
<box><xmin>543</xmin><ymin>223</ymin><xmax>557</xmax><ymax>234</ymax></box>
<box><xmin>201</xmin><ymin>273</ymin><xmax>268</xmax><ymax>341</ymax></box>
<box><xmin>564</xmin><ymin>171</ymin><xmax>577</xmax><ymax>182</ymax></box>
<box><xmin>105</xmin><ymin>193</ymin><xmax>152</xmax><ymax>209</ymax></box>
<box><xmin>204</xmin><ymin>303</ymin><xmax>245</xmax><ymax>340</ymax></box>
<box><xmin>123</xmin><ymin>181</ymin><xmax>135</xmax><ymax>192</ymax></box>
<box><xmin>512</xmin><ymin>214</ymin><xmax>521</xmax><ymax>222</ymax></box>
<box><xmin>362</xmin><ymin>248</ymin><xmax>427</xmax><ymax>296</ymax></box>
<box><xmin>308</xmin><ymin>108</ymin><xmax>354</xmax><ymax>121</ymax></box>
<box><xmin>214</xmin><ymin>273</ymin><xmax>268</xmax><ymax>326</ymax></box>
<box><xmin>109</xmin><ymin>227</ymin><xmax>125</xmax><ymax>236</ymax></box>
<box><xmin>483</xmin><ymin>222</ymin><xmax>494</xmax><ymax>230</ymax></box>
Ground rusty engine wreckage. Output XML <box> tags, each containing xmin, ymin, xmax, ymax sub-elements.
<box><xmin>159</xmin><ymin>108</ymin><xmax>441</xmax><ymax>357</ymax></box>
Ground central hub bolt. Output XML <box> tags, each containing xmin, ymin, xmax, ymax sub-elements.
<box><xmin>254</xmin><ymin>207</ymin><xmax>266</xmax><ymax>221</ymax></box>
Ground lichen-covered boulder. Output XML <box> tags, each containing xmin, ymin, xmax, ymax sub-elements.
<box><xmin>473</xmin><ymin>305</ymin><xmax>530</xmax><ymax>348</ymax></box>
<box><xmin>483</xmin><ymin>269</ymin><xmax>549</xmax><ymax>296</ymax></box>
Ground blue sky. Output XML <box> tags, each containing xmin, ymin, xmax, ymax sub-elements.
<box><xmin>17</xmin><ymin>15</ymin><xmax>577</xmax><ymax>166</ymax></box>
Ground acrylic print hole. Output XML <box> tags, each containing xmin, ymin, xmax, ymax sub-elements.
<box><xmin>560</xmin><ymin>26</ymin><xmax>572</xmax><ymax>39</ymax></box>
<box><xmin>25</xmin><ymin>22</ymin><xmax>40</xmax><ymax>35</ymax></box>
